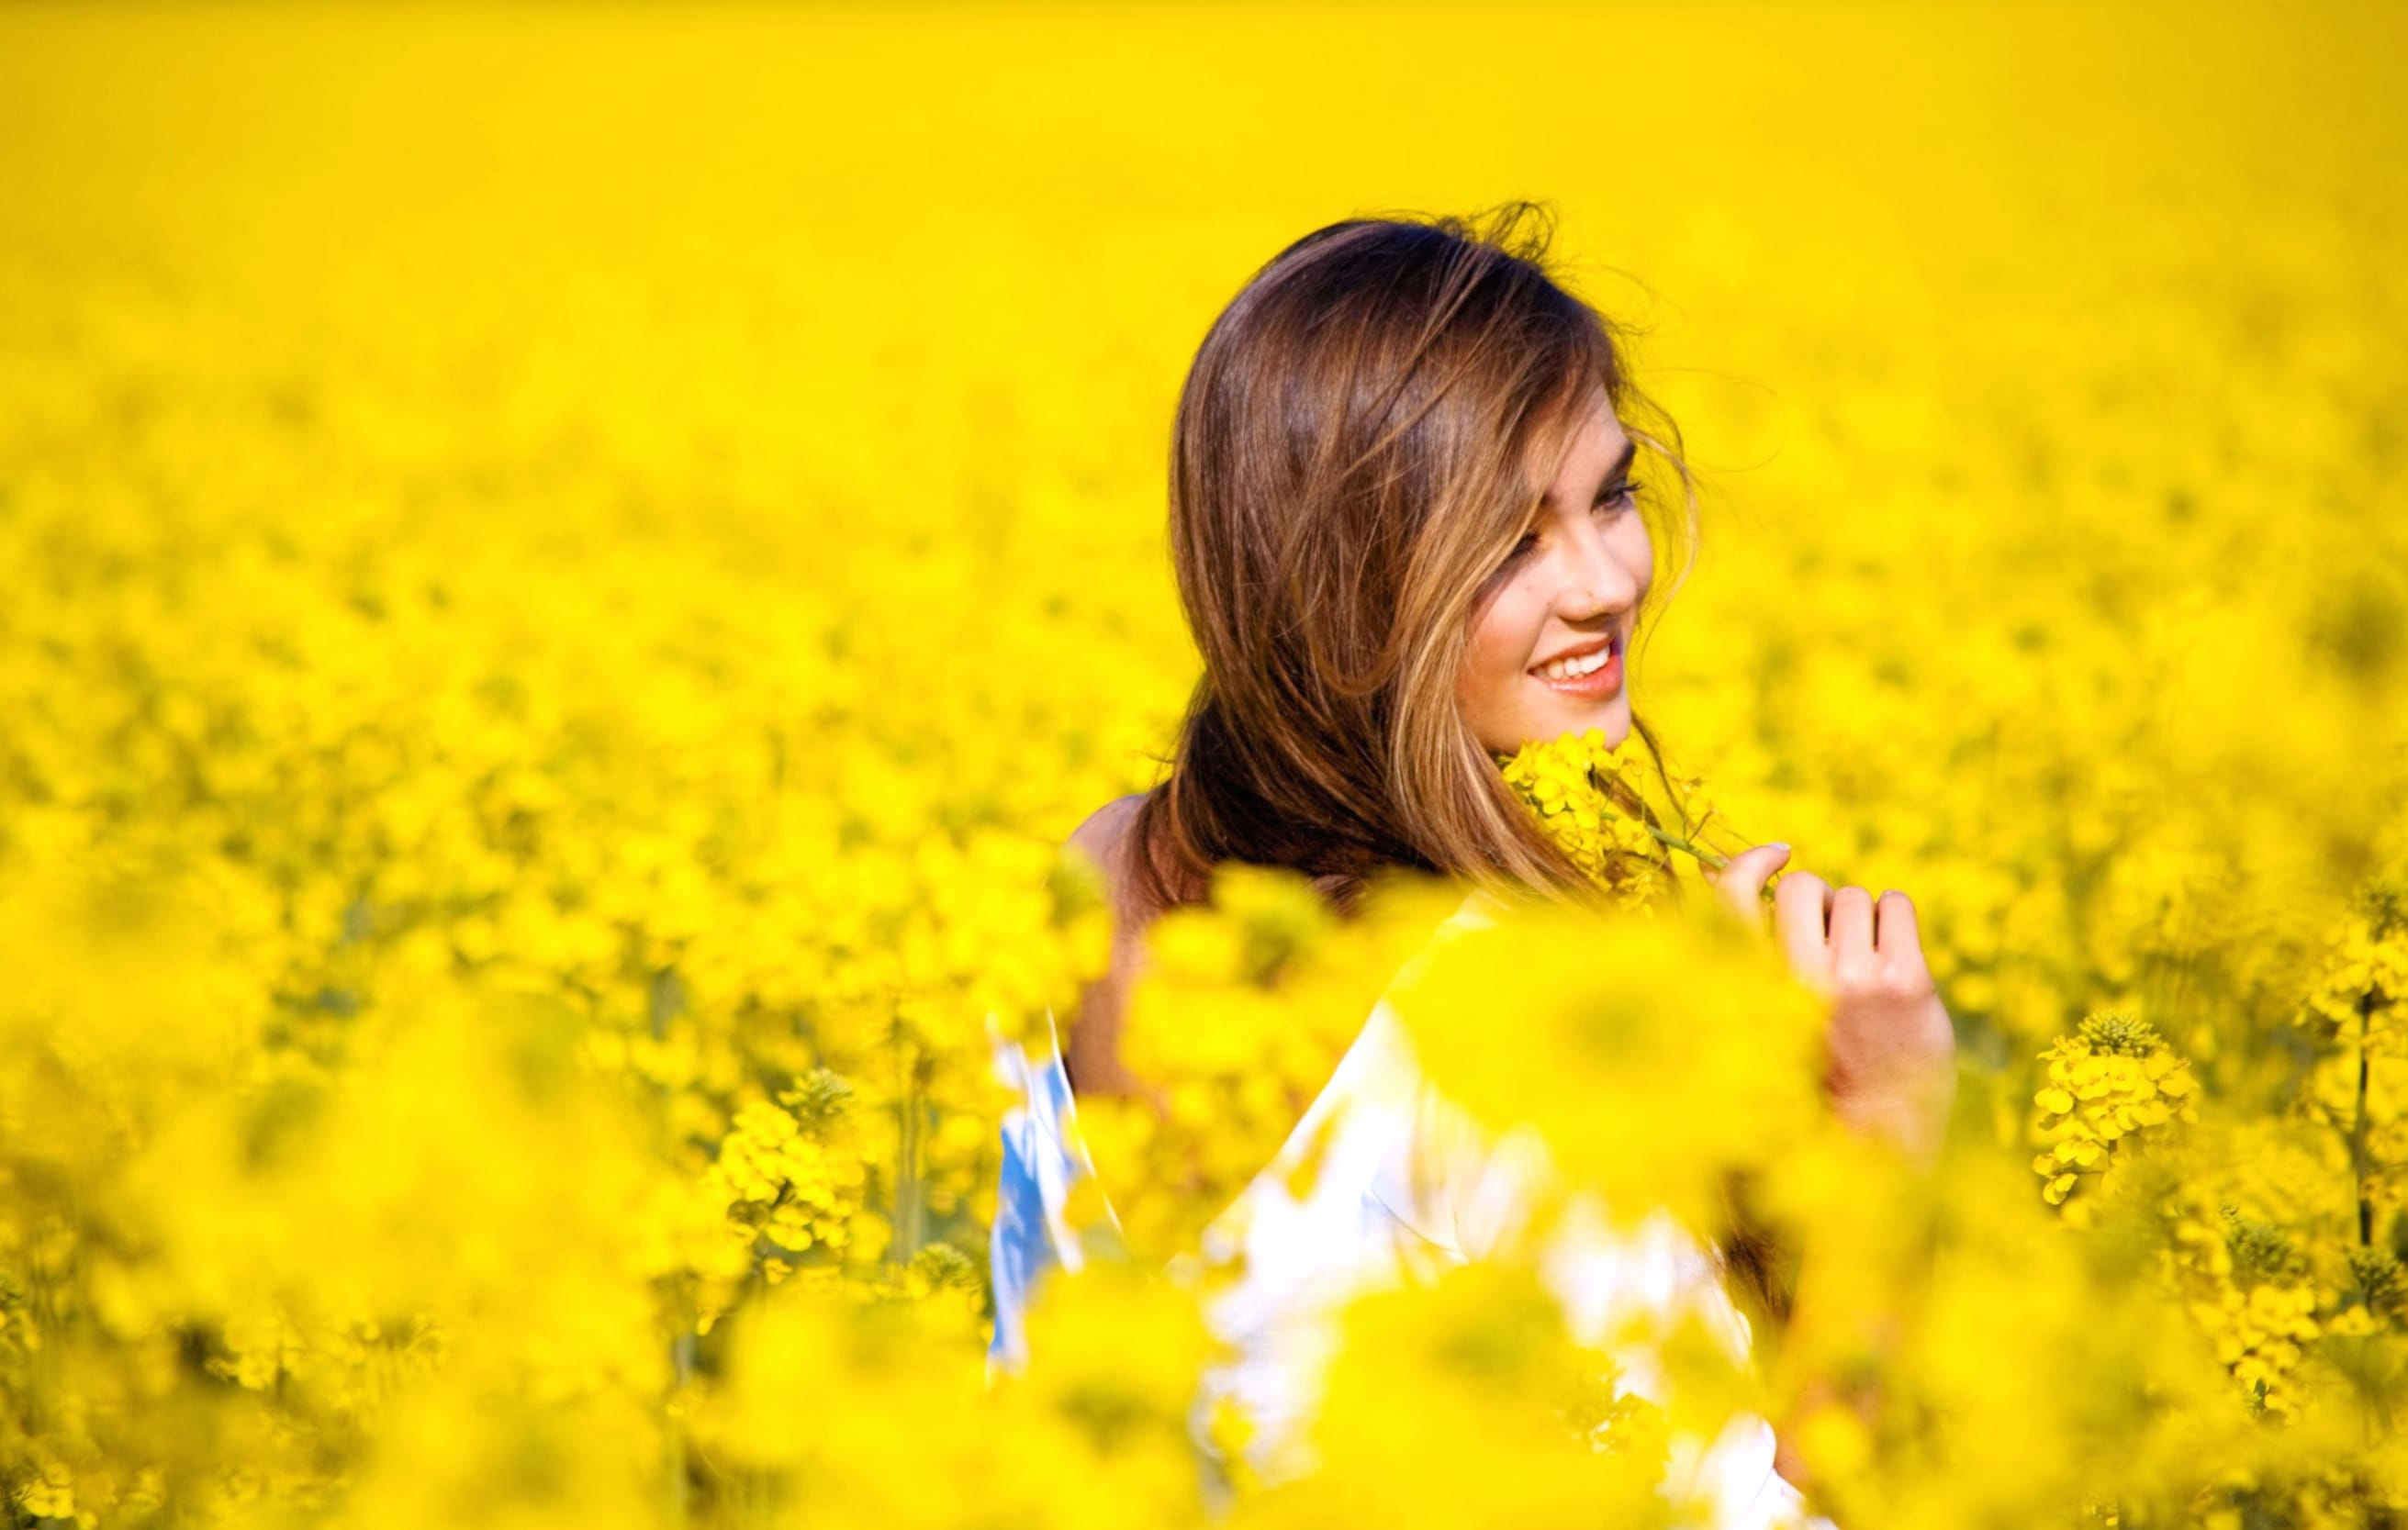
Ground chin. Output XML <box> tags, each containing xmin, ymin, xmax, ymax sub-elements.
<box><xmin>1543</xmin><ymin>696</ymin><xmax>1630</xmax><ymax>749</ymax></box>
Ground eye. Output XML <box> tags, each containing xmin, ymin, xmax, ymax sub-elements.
<box><xmin>1501</xmin><ymin>530</ymin><xmax>1540</xmax><ymax>565</ymax></box>
<box><xmin>1594</xmin><ymin>478</ymin><xmax>1641</xmax><ymax>515</ymax></box>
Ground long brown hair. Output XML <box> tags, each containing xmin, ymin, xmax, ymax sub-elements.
<box><xmin>1125</xmin><ymin>201</ymin><xmax>1790</xmax><ymax>1323</ymax></box>
<box><xmin>1129</xmin><ymin>201</ymin><xmax>1704</xmax><ymax>917</ymax></box>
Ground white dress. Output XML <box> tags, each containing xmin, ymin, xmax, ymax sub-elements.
<box><xmin>986</xmin><ymin>894</ymin><xmax>1838</xmax><ymax>1530</ymax></box>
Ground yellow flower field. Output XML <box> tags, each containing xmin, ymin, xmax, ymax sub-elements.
<box><xmin>2</xmin><ymin>2</ymin><xmax>2404</xmax><ymax>1524</ymax></box>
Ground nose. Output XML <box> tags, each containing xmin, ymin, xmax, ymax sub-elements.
<box><xmin>1552</xmin><ymin>514</ymin><xmax>1641</xmax><ymax>623</ymax></box>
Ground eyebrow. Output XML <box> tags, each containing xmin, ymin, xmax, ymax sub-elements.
<box><xmin>1539</xmin><ymin>439</ymin><xmax>1639</xmax><ymax>508</ymax></box>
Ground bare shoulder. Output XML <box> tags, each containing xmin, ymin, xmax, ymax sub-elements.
<box><xmin>1063</xmin><ymin>793</ymin><xmax>1149</xmax><ymax>910</ymax></box>
<box><xmin>1058</xmin><ymin>791</ymin><xmax>1160</xmax><ymax>1100</ymax></box>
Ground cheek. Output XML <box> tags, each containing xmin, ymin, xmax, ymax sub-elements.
<box><xmin>1457</xmin><ymin>586</ymin><xmax>1539</xmax><ymax>720</ymax></box>
<box><xmin>1622</xmin><ymin>517</ymin><xmax>1657</xmax><ymax>594</ymax></box>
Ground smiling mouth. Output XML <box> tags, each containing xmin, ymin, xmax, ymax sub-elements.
<box><xmin>1530</xmin><ymin>629</ymin><xmax>1622</xmax><ymax>684</ymax></box>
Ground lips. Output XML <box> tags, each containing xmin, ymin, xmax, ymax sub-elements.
<box><xmin>1530</xmin><ymin>627</ymin><xmax>1621</xmax><ymax>679</ymax></box>
<box><xmin>1529</xmin><ymin>630</ymin><xmax>1624</xmax><ymax>698</ymax></box>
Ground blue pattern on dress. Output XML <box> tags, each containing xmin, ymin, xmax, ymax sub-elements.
<box><xmin>986</xmin><ymin>1013</ymin><xmax>1086</xmax><ymax>1378</ymax></box>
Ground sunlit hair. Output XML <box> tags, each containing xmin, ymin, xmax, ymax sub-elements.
<box><xmin>1123</xmin><ymin>203</ymin><xmax>1782</xmax><ymax>1320</ymax></box>
<box><xmin>1129</xmin><ymin>200</ymin><xmax>1706</xmax><ymax>917</ymax></box>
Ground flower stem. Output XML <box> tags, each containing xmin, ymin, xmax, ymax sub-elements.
<box><xmin>1641</xmin><ymin>821</ymin><xmax>1730</xmax><ymax>871</ymax></box>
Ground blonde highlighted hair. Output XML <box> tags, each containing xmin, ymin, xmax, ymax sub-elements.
<box><xmin>1130</xmin><ymin>201</ymin><xmax>1705</xmax><ymax>916</ymax></box>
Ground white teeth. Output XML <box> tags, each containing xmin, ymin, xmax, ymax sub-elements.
<box><xmin>1538</xmin><ymin>646</ymin><xmax>1611</xmax><ymax>681</ymax></box>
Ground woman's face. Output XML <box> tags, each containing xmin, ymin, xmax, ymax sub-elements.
<box><xmin>1456</xmin><ymin>389</ymin><xmax>1653</xmax><ymax>755</ymax></box>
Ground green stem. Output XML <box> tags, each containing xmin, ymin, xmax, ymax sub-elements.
<box><xmin>1641</xmin><ymin>823</ymin><xmax>1792</xmax><ymax>908</ymax></box>
<box><xmin>1641</xmin><ymin>821</ymin><xmax>1730</xmax><ymax>872</ymax></box>
<box><xmin>2356</xmin><ymin>987</ymin><xmax>2376</xmax><ymax>1247</ymax></box>
<box><xmin>666</xmin><ymin>1331</ymin><xmax>693</xmax><ymax>1529</ymax></box>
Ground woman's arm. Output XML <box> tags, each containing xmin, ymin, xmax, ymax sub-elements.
<box><xmin>1709</xmin><ymin>846</ymin><xmax>1959</xmax><ymax>1494</ymax></box>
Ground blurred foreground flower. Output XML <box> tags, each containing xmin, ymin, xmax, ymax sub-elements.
<box><xmin>1071</xmin><ymin>866</ymin><xmax>1463</xmax><ymax>1264</ymax></box>
<box><xmin>1389</xmin><ymin>890</ymin><xmax>1827</xmax><ymax>1241</ymax></box>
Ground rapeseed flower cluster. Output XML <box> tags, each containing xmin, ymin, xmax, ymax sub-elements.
<box><xmin>695</xmin><ymin>1070</ymin><xmax>870</xmax><ymax>1323</ymax></box>
<box><xmin>1</xmin><ymin>3</ymin><xmax>2405</xmax><ymax>1527</ymax></box>
<box><xmin>2032</xmin><ymin>1011</ymin><xmax>2201</xmax><ymax>1216</ymax></box>
<box><xmin>1496</xmin><ymin>727</ymin><xmax>1714</xmax><ymax>907</ymax></box>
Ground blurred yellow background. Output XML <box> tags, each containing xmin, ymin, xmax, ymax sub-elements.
<box><xmin>3</xmin><ymin>4</ymin><xmax>2405</xmax><ymax>1525</ymax></box>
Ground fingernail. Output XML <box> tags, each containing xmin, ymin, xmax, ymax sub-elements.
<box><xmin>1767</xmin><ymin>842</ymin><xmax>1790</xmax><ymax>854</ymax></box>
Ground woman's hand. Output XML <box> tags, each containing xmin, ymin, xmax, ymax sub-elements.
<box><xmin>1709</xmin><ymin>843</ymin><xmax>1958</xmax><ymax>1167</ymax></box>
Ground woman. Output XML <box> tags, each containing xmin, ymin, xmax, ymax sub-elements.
<box><xmin>988</xmin><ymin>202</ymin><xmax>1957</xmax><ymax>1524</ymax></box>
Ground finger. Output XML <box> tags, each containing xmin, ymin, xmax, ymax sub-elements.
<box><xmin>1775</xmin><ymin>869</ymin><xmax>1834</xmax><ymax>930</ymax></box>
<box><xmin>1830</xmin><ymin>885</ymin><xmax>1876</xmax><ymax>963</ymax></box>
<box><xmin>1773</xmin><ymin>870</ymin><xmax>1831</xmax><ymax>978</ymax></box>
<box><xmin>1709</xmin><ymin>843</ymin><xmax>1790</xmax><ymax>924</ymax></box>
<box><xmin>1875</xmin><ymin>888</ymin><xmax>1921</xmax><ymax>956</ymax></box>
